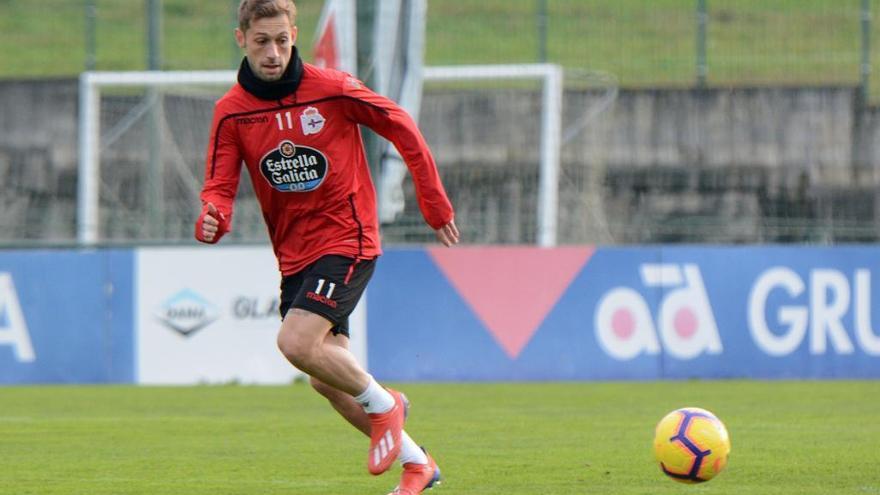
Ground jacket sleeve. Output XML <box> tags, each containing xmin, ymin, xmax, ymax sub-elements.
<box><xmin>341</xmin><ymin>77</ymin><xmax>454</xmax><ymax>230</ymax></box>
<box><xmin>198</xmin><ymin>103</ymin><xmax>242</xmax><ymax>236</ymax></box>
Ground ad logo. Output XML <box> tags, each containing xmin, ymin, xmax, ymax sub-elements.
<box><xmin>154</xmin><ymin>289</ymin><xmax>219</xmax><ymax>337</ymax></box>
<box><xmin>0</xmin><ymin>273</ymin><xmax>35</xmax><ymax>362</ymax></box>
<box><xmin>748</xmin><ymin>267</ymin><xmax>880</xmax><ymax>356</ymax></box>
<box><xmin>595</xmin><ymin>264</ymin><xmax>723</xmax><ymax>360</ymax></box>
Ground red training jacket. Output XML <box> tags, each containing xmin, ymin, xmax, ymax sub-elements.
<box><xmin>199</xmin><ymin>63</ymin><xmax>454</xmax><ymax>276</ymax></box>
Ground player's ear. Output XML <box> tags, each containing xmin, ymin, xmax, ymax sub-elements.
<box><xmin>290</xmin><ymin>25</ymin><xmax>298</xmax><ymax>46</ymax></box>
<box><xmin>234</xmin><ymin>28</ymin><xmax>246</xmax><ymax>49</ymax></box>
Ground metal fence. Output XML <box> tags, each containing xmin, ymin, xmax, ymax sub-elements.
<box><xmin>2</xmin><ymin>1</ymin><xmax>880</xmax><ymax>95</ymax></box>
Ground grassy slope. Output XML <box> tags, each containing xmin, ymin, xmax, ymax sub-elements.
<box><xmin>0</xmin><ymin>0</ymin><xmax>322</xmax><ymax>76</ymax></box>
<box><xmin>2</xmin><ymin>0</ymin><xmax>880</xmax><ymax>90</ymax></box>
<box><xmin>1</xmin><ymin>381</ymin><xmax>878</xmax><ymax>494</ymax></box>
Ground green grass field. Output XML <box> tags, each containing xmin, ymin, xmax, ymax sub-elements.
<box><xmin>2</xmin><ymin>381</ymin><xmax>879</xmax><ymax>494</ymax></box>
<box><xmin>3</xmin><ymin>0</ymin><xmax>880</xmax><ymax>93</ymax></box>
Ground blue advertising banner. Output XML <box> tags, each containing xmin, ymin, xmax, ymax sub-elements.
<box><xmin>0</xmin><ymin>250</ymin><xmax>134</xmax><ymax>384</ymax></box>
<box><xmin>2</xmin><ymin>245</ymin><xmax>878</xmax><ymax>383</ymax></box>
<box><xmin>367</xmin><ymin>246</ymin><xmax>880</xmax><ymax>381</ymax></box>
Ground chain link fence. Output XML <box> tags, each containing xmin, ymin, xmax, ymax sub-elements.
<box><xmin>3</xmin><ymin>1</ymin><xmax>879</xmax><ymax>93</ymax></box>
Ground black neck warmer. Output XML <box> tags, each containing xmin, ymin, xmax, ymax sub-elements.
<box><xmin>237</xmin><ymin>46</ymin><xmax>304</xmax><ymax>101</ymax></box>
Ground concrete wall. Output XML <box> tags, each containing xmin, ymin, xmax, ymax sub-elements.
<box><xmin>0</xmin><ymin>80</ymin><xmax>80</xmax><ymax>242</ymax></box>
<box><xmin>0</xmin><ymin>79</ymin><xmax>79</xmax><ymax>167</ymax></box>
<box><xmin>421</xmin><ymin>85</ymin><xmax>872</xmax><ymax>183</ymax></box>
<box><xmin>4</xmin><ymin>80</ymin><xmax>876</xmax><ymax>174</ymax></box>
<box><xmin>417</xmin><ymin>85</ymin><xmax>880</xmax><ymax>243</ymax></box>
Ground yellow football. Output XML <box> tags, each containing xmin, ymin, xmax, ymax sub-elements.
<box><xmin>653</xmin><ymin>407</ymin><xmax>731</xmax><ymax>483</ymax></box>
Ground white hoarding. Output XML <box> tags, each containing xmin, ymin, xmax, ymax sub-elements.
<box><xmin>136</xmin><ymin>247</ymin><xmax>367</xmax><ymax>385</ymax></box>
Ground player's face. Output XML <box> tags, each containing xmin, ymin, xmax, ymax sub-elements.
<box><xmin>236</xmin><ymin>14</ymin><xmax>297</xmax><ymax>82</ymax></box>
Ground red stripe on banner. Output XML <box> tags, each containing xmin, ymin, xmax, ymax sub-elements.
<box><xmin>427</xmin><ymin>246</ymin><xmax>595</xmax><ymax>359</ymax></box>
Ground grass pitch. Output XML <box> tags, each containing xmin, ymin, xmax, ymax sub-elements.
<box><xmin>1</xmin><ymin>381</ymin><xmax>878</xmax><ymax>494</ymax></box>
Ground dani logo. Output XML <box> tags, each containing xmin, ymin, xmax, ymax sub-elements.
<box><xmin>595</xmin><ymin>264</ymin><xmax>722</xmax><ymax>360</ymax></box>
<box><xmin>259</xmin><ymin>140</ymin><xmax>328</xmax><ymax>192</ymax></box>
<box><xmin>0</xmin><ymin>273</ymin><xmax>35</xmax><ymax>362</ymax></box>
<box><xmin>154</xmin><ymin>289</ymin><xmax>219</xmax><ymax>337</ymax></box>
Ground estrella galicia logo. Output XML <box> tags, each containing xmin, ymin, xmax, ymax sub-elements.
<box><xmin>259</xmin><ymin>140</ymin><xmax>328</xmax><ymax>192</ymax></box>
<box><xmin>154</xmin><ymin>289</ymin><xmax>219</xmax><ymax>337</ymax></box>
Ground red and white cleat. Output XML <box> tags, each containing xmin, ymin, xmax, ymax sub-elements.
<box><xmin>368</xmin><ymin>388</ymin><xmax>409</xmax><ymax>475</ymax></box>
<box><xmin>387</xmin><ymin>449</ymin><xmax>442</xmax><ymax>495</ymax></box>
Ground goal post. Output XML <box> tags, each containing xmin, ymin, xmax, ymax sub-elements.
<box><xmin>77</xmin><ymin>64</ymin><xmax>566</xmax><ymax>247</ymax></box>
<box><xmin>78</xmin><ymin>70</ymin><xmax>237</xmax><ymax>245</ymax></box>
<box><xmin>422</xmin><ymin>64</ymin><xmax>563</xmax><ymax>247</ymax></box>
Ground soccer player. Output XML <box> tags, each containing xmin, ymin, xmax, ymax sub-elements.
<box><xmin>194</xmin><ymin>1</ymin><xmax>458</xmax><ymax>493</ymax></box>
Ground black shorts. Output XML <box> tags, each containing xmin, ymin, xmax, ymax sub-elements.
<box><xmin>278</xmin><ymin>255</ymin><xmax>376</xmax><ymax>338</ymax></box>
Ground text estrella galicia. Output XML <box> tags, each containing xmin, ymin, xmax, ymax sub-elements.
<box><xmin>259</xmin><ymin>140</ymin><xmax>329</xmax><ymax>192</ymax></box>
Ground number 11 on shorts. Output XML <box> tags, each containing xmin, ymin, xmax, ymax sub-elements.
<box><xmin>315</xmin><ymin>279</ymin><xmax>336</xmax><ymax>298</ymax></box>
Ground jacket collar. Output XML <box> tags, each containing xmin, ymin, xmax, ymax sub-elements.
<box><xmin>237</xmin><ymin>46</ymin><xmax>304</xmax><ymax>101</ymax></box>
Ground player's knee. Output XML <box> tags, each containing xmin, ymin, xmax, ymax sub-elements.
<box><xmin>277</xmin><ymin>330</ymin><xmax>316</xmax><ymax>369</ymax></box>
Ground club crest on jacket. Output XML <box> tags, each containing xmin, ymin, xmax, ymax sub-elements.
<box><xmin>300</xmin><ymin>107</ymin><xmax>325</xmax><ymax>135</ymax></box>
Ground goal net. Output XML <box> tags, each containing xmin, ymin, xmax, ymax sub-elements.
<box><xmin>78</xmin><ymin>71</ymin><xmax>268</xmax><ymax>245</ymax></box>
<box><xmin>380</xmin><ymin>65</ymin><xmax>618</xmax><ymax>246</ymax></box>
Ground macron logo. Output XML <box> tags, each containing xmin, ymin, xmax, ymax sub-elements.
<box><xmin>306</xmin><ymin>291</ymin><xmax>338</xmax><ymax>308</ymax></box>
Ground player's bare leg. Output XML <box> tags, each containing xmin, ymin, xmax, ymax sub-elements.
<box><xmin>309</xmin><ymin>331</ymin><xmax>370</xmax><ymax>435</ymax></box>
<box><xmin>310</xmin><ymin>333</ymin><xmax>433</xmax><ymax>467</ymax></box>
<box><xmin>278</xmin><ymin>307</ymin><xmax>408</xmax><ymax>474</ymax></box>
<box><xmin>278</xmin><ymin>308</ymin><xmax>369</xmax><ymax>394</ymax></box>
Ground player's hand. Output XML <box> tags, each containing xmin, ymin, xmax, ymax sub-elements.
<box><xmin>435</xmin><ymin>219</ymin><xmax>460</xmax><ymax>247</ymax></box>
<box><xmin>201</xmin><ymin>203</ymin><xmax>220</xmax><ymax>241</ymax></box>
<box><xmin>195</xmin><ymin>202</ymin><xmax>226</xmax><ymax>244</ymax></box>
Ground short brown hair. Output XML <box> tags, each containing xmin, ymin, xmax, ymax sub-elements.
<box><xmin>238</xmin><ymin>0</ymin><xmax>297</xmax><ymax>32</ymax></box>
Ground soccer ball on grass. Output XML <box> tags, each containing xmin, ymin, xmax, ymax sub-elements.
<box><xmin>653</xmin><ymin>407</ymin><xmax>731</xmax><ymax>483</ymax></box>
